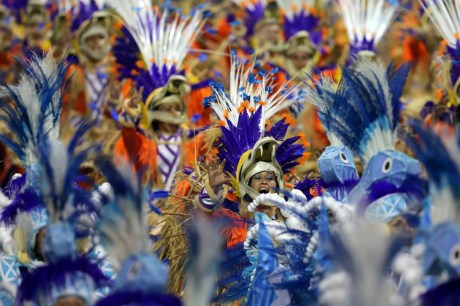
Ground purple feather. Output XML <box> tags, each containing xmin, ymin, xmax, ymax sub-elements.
<box><xmin>244</xmin><ymin>1</ymin><xmax>265</xmax><ymax>39</ymax></box>
<box><xmin>421</xmin><ymin>277</ymin><xmax>460</xmax><ymax>306</ymax></box>
<box><xmin>283</xmin><ymin>11</ymin><xmax>320</xmax><ymax>42</ymax></box>
<box><xmin>17</xmin><ymin>256</ymin><xmax>111</xmax><ymax>304</ymax></box>
<box><xmin>266</xmin><ymin>118</ymin><xmax>289</xmax><ymax>141</ymax></box>
<box><xmin>2</xmin><ymin>174</ymin><xmax>26</xmax><ymax>199</ymax></box>
<box><xmin>0</xmin><ymin>187</ymin><xmax>42</xmax><ymax>227</ymax></box>
<box><xmin>71</xmin><ymin>0</ymin><xmax>100</xmax><ymax>33</ymax></box>
<box><xmin>276</xmin><ymin>136</ymin><xmax>303</xmax><ymax>173</ymax></box>
<box><xmin>3</xmin><ymin>0</ymin><xmax>28</xmax><ymax>24</ymax></box>
<box><xmin>347</xmin><ymin>37</ymin><xmax>376</xmax><ymax>66</ymax></box>
<box><xmin>294</xmin><ymin>175</ymin><xmax>323</xmax><ymax>200</ymax></box>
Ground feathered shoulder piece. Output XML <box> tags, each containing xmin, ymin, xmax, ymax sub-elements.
<box><xmin>311</xmin><ymin>59</ymin><xmax>410</xmax><ymax>165</ymax></box>
<box><xmin>109</xmin><ymin>0</ymin><xmax>207</xmax><ymax>101</ymax></box>
<box><xmin>337</xmin><ymin>0</ymin><xmax>400</xmax><ymax>64</ymax></box>
<box><xmin>420</xmin><ymin>0</ymin><xmax>460</xmax><ymax>92</ymax></box>
<box><xmin>403</xmin><ymin>120</ymin><xmax>460</xmax><ymax>223</ymax></box>
<box><xmin>0</xmin><ymin>52</ymin><xmax>67</xmax><ymax>167</ymax></box>
<box><xmin>204</xmin><ymin>52</ymin><xmax>305</xmax><ymax>177</ymax></box>
<box><xmin>275</xmin><ymin>0</ymin><xmax>322</xmax><ymax>42</ymax></box>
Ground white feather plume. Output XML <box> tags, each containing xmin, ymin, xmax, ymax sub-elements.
<box><xmin>337</xmin><ymin>0</ymin><xmax>399</xmax><ymax>48</ymax></box>
<box><xmin>209</xmin><ymin>56</ymin><xmax>304</xmax><ymax>136</ymax></box>
<box><xmin>108</xmin><ymin>0</ymin><xmax>206</xmax><ymax>76</ymax></box>
<box><xmin>0</xmin><ymin>52</ymin><xmax>63</xmax><ymax>166</ymax></box>
<box><xmin>420</xmin><ymin>0</ymin><xmax>460</xmax><ymax>49</ymax></box>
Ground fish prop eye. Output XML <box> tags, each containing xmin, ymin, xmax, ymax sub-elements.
<box><xmin>128</xmin><ymin>260</ymin><xmax>141</xmax><ymax>280</ymax></box>
<box><xmin>382</xmin><ymin>157</ymin><xmax>393</xmax><ymax>173</ymax></box>
<box><xmin>340</xmin><ymin>151</ymin><xmax>349</xmax><ymax>164</ymax></box>
<box><xmin>450</xmin><ymin>244</ymin><xmax>460</xmax><ymax>267</ymax></box>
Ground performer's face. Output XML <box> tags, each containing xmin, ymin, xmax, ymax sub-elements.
<box><xmin>26</xmin><ymin>20</ymin><xmax>46</xmax><ymax>46</ymax></box>
<box><xmin>249</xmin><ymin>171</ymin><xmax>277</xmax><ymax>194</ymax></box>
<box><xmin>386</xmin><ymin>215</ymin><xmax>415</xmax><ymax>245</ymax></box>
<box><xmin>84</xmin><ymin>32</ymin><xmax>109</xmax><ymax>62</ymax></box>
<box><xmin>154</xmin><ymin>102</ymin><xmax>183</xmax><ymax>133</ymax></box>
<box><xmin>158</xmin><ymin>102</ymin><xmax>182</xmax><ymax>116</ymax></box>
<box><xmin>53</xmin><ymin>296</ymin><xmax>86</xmax><ymax>306</ymax></box>
<box><xmin>289</xmin><ymin>49</ymin><xmax>311</xmax><ymax>72</ymax></box>
<box><xmin>260</xmin><ymin>24</ymin><xmax>281</xmax><ymax>45</ymax></box>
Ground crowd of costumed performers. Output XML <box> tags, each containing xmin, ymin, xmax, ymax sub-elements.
<box><xmin>0</xmin><ymin>0</ymin><xmax>460</xmax><ymax>305</ymax></box>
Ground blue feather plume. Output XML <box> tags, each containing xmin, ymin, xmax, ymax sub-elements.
<box><xmin>0</xmin><ymin>52</ymin><xmax>68</xmax><ymax>166</ymax></box>
<box><xmin>316</xmin><ymin>60</ymin><xmax>411</xmax><ymax>164</ymax></box>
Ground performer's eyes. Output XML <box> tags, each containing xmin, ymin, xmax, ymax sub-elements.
<box><xmin>340</xmin><ymin>151</ymin><xmax>349</xmax><ymax>164</ymax></box>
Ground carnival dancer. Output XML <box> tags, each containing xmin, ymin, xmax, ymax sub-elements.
<box><xmin>62</xmin><ymin>0</ymin><xmax>115</xmax><ymax>129</ymax></box>
<box><xmin>109</xmin><ymin>0</ymin><xmax>209</xmax><ymax>191</ymax></box>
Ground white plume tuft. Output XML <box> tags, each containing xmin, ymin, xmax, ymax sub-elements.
<box><xmin>337</xmin><ymin>0</ymin><xmax>399</xmax><ymax>48</ymax></box>
<box><xmin>108</xmin><ymin>0</ymin><xmax>206</xmax><ymax>76</ymax></box>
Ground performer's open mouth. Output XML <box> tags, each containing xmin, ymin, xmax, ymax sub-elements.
<box><xmin>259</xmin><ymin>187</ymin><xmax>269</xmax><ymax>194</ymax></box>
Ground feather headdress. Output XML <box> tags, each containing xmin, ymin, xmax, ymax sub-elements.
<box><xmin>17</xmin><ymin>122</ymin><xmax>108</xmax><ymax>306</ymax></box>
<box><xmin>204</xmin><ymin>53</ymin><xmax>305</xmax><ymax>179</ymax></box>
<box><xmin>2</xmin><ymin>0</ymin><xmax>29</xmax><ymax>24</ymax></box>
<box><xmin>0</xmin><ymin>52</ymin><xmax>69</xmax><ymax>229</ymax></box>
<box><xmin>37</xmin><ymin>123</ymin><xmax>97</xmax><ymax>227</ymax></box>
<box><xmin>71</xmin><ymin>0</ymin><xmax>106</xmax><ymax>33</ymax></box>
<box><xmin>336</xmin><ymin>0</ymin><xmax>399</xmax><ymax>63</ymax></box>
<box><xmin>304</xmin><ymin>76</ymin><xmax>360</xmax><ymax>198</ymax></box>
<box><xmin>231</xmin><ymin>0</ymin><xmax>267</xmax><ymax>38</ymax></box>
<box><xmin>308</xmin><ymin>60</ymin><xmax>425</xmax><ymax>213</ymax></box>
<box><xmin>275</xmin><ymin>0</ymin><xmax>321</xmax><ymax>42</ymax></box>
<box><xmin>0</xmin><ymin>52</ymin><xmax>67</xmax><ymax>167</ymax></box>
<box><xmin>312</xmin><ymin>60</ymin><xmax>411</xmax><ymax>165</ymax></box>
<box><xmin>109</xmin><ymin>0</ymin><xmax>206</xmax><ymax>102</ymax></box>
